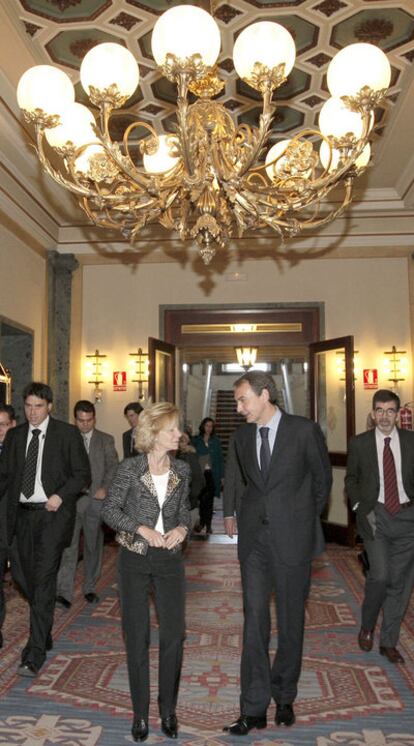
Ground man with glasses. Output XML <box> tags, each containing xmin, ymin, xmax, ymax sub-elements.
<box><xmin>345</xmin><ymin>389</ymin><xmax>414</xmax><ymax>664</ymax></box>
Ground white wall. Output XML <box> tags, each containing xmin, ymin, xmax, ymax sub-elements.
<box><xmin>80</xmin><ymin>256</ymin><xmax>412</xmax><ymax>456</ymax></box>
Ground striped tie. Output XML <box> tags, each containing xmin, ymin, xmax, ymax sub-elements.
<box><xmin>21</xmin><ymin>429</ymin><xmax>41</xmax><ymax>498</ymax></box>
<box><xmin>383</xmin><ymin>437</ymin><xmax>400</xmax><ymax>515</ymax></box>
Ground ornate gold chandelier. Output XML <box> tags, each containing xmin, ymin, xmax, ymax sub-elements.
<box><xmin>17</xmin><ymin>5</ymin><xmax>391</xmax><ymax>265</ymax></box>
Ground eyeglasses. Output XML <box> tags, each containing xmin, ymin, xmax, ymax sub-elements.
<box><xmin>374</xmin><ymin>407</ymin><xmax>397</xmax><ymax>416</ymax></box>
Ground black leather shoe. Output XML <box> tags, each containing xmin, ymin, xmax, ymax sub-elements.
<box><xmin>17</xmin><ymin>662</ymin><xmax>39</xmax><ymax>678</ymax></box>
<box><xmin>223</xmin><ymin>715</ymin><xmax>267</xmax><ymax>735</ymax></box>
<box><xmin>275</xmin><ymin>703</ymin><xmax>295</xmax><ymax>727</ymax></box>
<box><xmin>161</xmin><ymin>714</ymin><xmax>178</xmax><ymax>739</ymax></box>
<box><xmin>131</xmin><ymin>719</ymin><xmax>148</xmax><ymax>742</ymax></box>
<box><xmin>358</xmin><ymin>627</ymin><xmax>374</xmax><ymax>652</ymax></box>
<box><xmin>56</xmin><ymin>595</ymin><xmax>71</xmax><ymax>610</ymax></box>
<box><xmin>84</xmin><ymin>592</ymin><xmax>99</xmax><ymax>603</ymax></box>
<box><xmin>380</xmin><ymin>646</ymin><xmax>405</xmax><ymax>664</ymax></box>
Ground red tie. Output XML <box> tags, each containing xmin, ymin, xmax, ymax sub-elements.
<box><xmin>383</xmin><ymin>437</ymin><xmax>400</xmax><ymax>515</ymax></box>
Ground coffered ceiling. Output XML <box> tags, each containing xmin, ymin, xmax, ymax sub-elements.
<box><xmin>1</xmin><ymin>0</ymin><xmax>414</xmax><ymax>267</ymax></box>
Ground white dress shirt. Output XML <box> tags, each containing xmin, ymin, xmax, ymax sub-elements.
<box><xmin>375</xmin><ymin>426</ymin><xmax>409</xmax><ymax>505</ymax></box>
<box><xmin>255</xmin><ymin>407</ymin><xmax>282</xmax><ymax>469</ymax></box>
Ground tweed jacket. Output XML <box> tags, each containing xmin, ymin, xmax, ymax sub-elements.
<box><xmin>102</xmin><ymin>453</ymin><xmax>191</xmax><ymax>555</ymax></box>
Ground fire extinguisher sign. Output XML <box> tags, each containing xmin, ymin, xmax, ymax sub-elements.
<box><xmin>363</xmin><ymin>369</ymin><xmax>378</xmax><ymax>389</ymax></box>
<box><xmin>113</xmin><ymin>371</ymin><xmax>127</xmax><ymax>391</ymax></box>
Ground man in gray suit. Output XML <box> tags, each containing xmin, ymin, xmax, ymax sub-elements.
<box><xmin>56</xmin><ymin>400</ymin><xmax>118</xmax><ymax>608</ymax></box>
<box><xmin>345</xmin><ymin>389</ymin><xmax>414</xmax><ymax>664</ymax></box>
<box><xmin>223</xmin><ymin>371</ymin><xmax>332</xmax><ymax>734</ymax></box>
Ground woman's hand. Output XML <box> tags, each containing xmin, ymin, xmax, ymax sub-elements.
<box><xmin>137</xmin><ymin>525</ymin><xmax>165</xmax><ymax>547</ymax></box>
<box><xmin>163</xmin><ymin>526</ymin><xmax>187</xmax><ymax>550</ymax></box>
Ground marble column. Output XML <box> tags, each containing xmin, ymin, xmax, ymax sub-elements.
<box><xmin>48</xmin><ymin>251</ymin><xmax>79</xmax><ymax>421</ymax></box>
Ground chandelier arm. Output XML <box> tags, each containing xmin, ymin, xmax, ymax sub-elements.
<box><xmin>175</xmin><ymin>74</ymin><xmax>196</xmax><ymax>176</ymax></box>
<box><xmin>35</xmin><ymin>127</ymin><xmax>99</xmax><ymax>198</ymax></box>
<box><xmin>236</xmin><ymin>89</ymin><xmax>275</xmax><ymax>178</ymax></box>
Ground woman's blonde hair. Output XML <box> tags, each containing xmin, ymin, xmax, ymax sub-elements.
<box><xmin>135</xmin><ymin>402</ymin><xmax>180</xmax><ymax>453</ymax></box>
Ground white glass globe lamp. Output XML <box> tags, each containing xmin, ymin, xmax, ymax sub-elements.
<box><xmin>151</xmin><ymin>5</ymin><xmax>221</xmax><ymax>68</ymax></box>
<box><xmin>74</xmin><ymin>144</ymin><xmax>105</xmax><ymax>175</ymax></box>
<box><xmin>143</xmin><ymin>135</ymin><xmax>179</xmax><ymax>175</ymax></box>
<box><xmin>265</xmin><ymin>139</ymin><xmax>292</xmax><ymax>180</ymax></box>
<box><xmin>17</xmin><ymin>65</ymin><xmax>75</xmax><ymax>117</ymax></box>
<box><xmin>327</xmin><ymin>43</ymin><xmax>391</xmax><ymax>98</ymax></box>
<box><xmin>233</xmin><ymin>22</ymin><xmax>296</xmax><ymax>82</ymax></box>
<box><xmin>319</xmin><ymin>97</ymin><xmax>370</xmax><ymax>140</ymax></box>
<box><xmin>80</xmin><ymin>43</ymin><xmax>139</xmax><ymax>101</ymax></box>
<box><xmin>45</xmin><ymin>102</ymin><xmax>96</xmax><ymax>150</ymax></box>
<box><xmin>319</xmin><ymin>140</ymin><xmax>371</xmax><ymax>172</ymax></box>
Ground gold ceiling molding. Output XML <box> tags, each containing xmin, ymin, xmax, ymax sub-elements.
<box><xmin>180</xmin><ymin>322</ymin><xmax>303</xmax><ymax>335</ymax></box>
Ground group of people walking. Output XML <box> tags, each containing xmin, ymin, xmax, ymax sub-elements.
<box><xmin>0</xmin><ymin>371</ymin><xmax>413</xmax><ymax>742</ymax></box>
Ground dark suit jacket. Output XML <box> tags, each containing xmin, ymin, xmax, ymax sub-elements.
<box><xmin>88</xmin><ymin>428</ymin><xmax>118</xmax><ymax>498</ymax></box>
<box><xmin>345</xmin><ymin>427</ymin><xmax>414</xmax><ymax>540</ymax></box>
<box><xmin>122</xmin><ymin>428</ymin><xmax>138</xmax><ymax>459</ymax></box>
<box><xmin>223</xmin><ymin>412</ymin><xmax>332</xmax><ymax>566</ymax></box>
<box><xmin>0</xmin><ymin>417</ymin><xmax>91</xmax><ymax>547</ymax></box>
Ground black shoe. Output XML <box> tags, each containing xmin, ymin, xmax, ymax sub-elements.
<box><xmin>161</xmin><ymin>714</ymin><xmax>178</xmax><ymax>739</ymax></box>
<box><xmin>17</xmin><ymin>661</ymin><xmax>39</xmax><ymax>678</ymax></box>
<box><xmin>223</xmin><ymin>715</ymin><xmax>267</xmax><ymax>735</ymax></box>
<box><xmin>56</xmin><ymin>595</ymin><xmax>71</xmax><ymax>610</ymax></box>
<box><xmin>275</xmin><ymin>703</ymin><xmax>295</xmax><ymax>727</ymax></box>
<box><xmin>131</xmin><ymin>719</ymin><xmax>148</xmax><ymax>742</ymax></box>
<box><xmin>84</xmin><ymin>592</ymin><xmax>99</xmax><ymax>603</ymax></box>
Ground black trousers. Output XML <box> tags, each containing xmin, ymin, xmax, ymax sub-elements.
<box><xmin>118</xmin><ymin>546</ymin><xmax>185</xmax><ymax>720</ymax></box>
<box><xmin>199</xmin><ymin>470</ymin><xmax>215</xmax><ymax>530</ymax></box>
<box><xmin>240</xmin><ymin>527</ymin><xmax>311</xmax><ymax>714</ymax></box>
<box><xmin>16</xmin><ymin>506</ymin><xmax>66</xmax><ymax>668</ymax></box>
<box><xmin>0</xmin><ymin>539</ymin><xmax>27</xmax><ymax>630</ymax></box>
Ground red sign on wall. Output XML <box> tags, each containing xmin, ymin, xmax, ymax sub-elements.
<box><xmin>363</xmin><ymin>369</ymin><xmax>378</xmax><ymax>390</ymax></box>
<box><xmin>113</xmin><ymin>371</ymin><xmax>127</xmax><ymax>391</ymax></box>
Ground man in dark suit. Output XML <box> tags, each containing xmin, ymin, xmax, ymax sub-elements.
<box><xmin>345</xmin><ymin>389</ymin><xmax>414</xmax><ymax>665</ymax></box>
<box><xmin>122</xmin><ymin>401</ymin><xmax>143</xmax><ymax>459</ymax></box>
<box><xmin>0</xmin><ymin>382</ymin><xmax>90</xmax><ymax>677</ymax></box>
<box><xmin>0</xmin><ymin>404</ymin><xmax>17</xmax><ymax>648</ymax></box>
<box><xmin>56</xmin><ymin>400</ymin><xmax>118</xmax><ymax>608</ymax></box>
<box><xmin>223</xmin><ymin>371</ymin><xmax>332</xmax><ymax>734</ymax></box>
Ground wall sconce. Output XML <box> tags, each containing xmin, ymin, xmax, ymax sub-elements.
<box><xmin>129</xmin><ymin>347</ymin><xmax>149</xmax><ymax>399</ymax></box>
<box><xmin>85</xmin><ymin>348</ymin><xmax>107</xmax><ymax>402</ymax></box>
<box><xmin>336</xmin><ymin>351</ymin><xmax>359</xmax><ymax>381</ymax></box>
<box><xmin>235</xmin><ymin>346</ymin><xmax>258</xmax><ymax>370</ymax></box>
<box><xmin>384</xmin><ymin>345</ymin><xmax>408</xmax><ymax>384</ymax></box>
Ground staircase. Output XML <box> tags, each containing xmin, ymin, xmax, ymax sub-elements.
<box><xmin>212</xmin><ymin>389</ymin><xmax>244</xmax><ymax>461</ymax></box>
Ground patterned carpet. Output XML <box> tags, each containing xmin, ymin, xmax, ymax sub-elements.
<box><xmin>0</xmin><ymin>520</ymin><xmax>413</xmax><ymax>746</ymax></box>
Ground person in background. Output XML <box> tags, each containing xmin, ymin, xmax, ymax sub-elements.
<box><xmin>192</xmin><ymin>417</ymin><xmax>224</xmax><ymax>534</ymax></box>
<box><xmin>56</xmin><ymin>400</ymin><xmax>118</xmax><ymax>609</ymax></box>
<box><xmin>102</xmin><ymin>402</ymin><xmax>191</xmax><ymax>742</ymax></box>
<box><xmin>122</xmin><ymin>402</ymin><xmax>143</xmax><ymax>459</ymax></box>
<box><xmin>0</xmin><ymin>382</ymin><xmax>90</xmax><ymax>677</ymax></box>
<box><xmin>0</xmin><ymin>404</ymin><xmax>17</xmax><ymax>648</ymax></box>
<box><xmin>345</xmin><ymin>389</ymin><xmax>414</xmax><ymax>665</ymax></box>
<box><xmin>176</xmin><ymin>431</ymin><xmax>204</xmax><ymax>531</ymax></box>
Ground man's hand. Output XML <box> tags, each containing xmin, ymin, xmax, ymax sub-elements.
<box><xmin>94</xmin><ymin>487</ymin><xmax>106</xmax><ymax>501</ymax></box>
<box><xmin>46</xmin><ymin>494</ymin><xmax>63</xmax><ymax>512</ymax></box>
<box><xmin>224</xmin><ymin>516</ymin><xmax>237</xmax><ymax>538</ymax></box>
<box><xmin>137</xmin><ymin>525</ymin><xmax>165</xmax><ymax>548</ymax></box>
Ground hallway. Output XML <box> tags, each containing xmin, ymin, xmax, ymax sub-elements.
<box><xmin>0</xmin><ymin>519</ymin><xmax>413</xmax><ymax>745</ymax></box>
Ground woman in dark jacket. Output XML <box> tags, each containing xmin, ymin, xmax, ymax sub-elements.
<box><xmin>192</xmin><ymin>417</ymin><xmax>224</xmax><ymax>534</ymax></box>
<box><xmin>102</xmin><ymin>402</ymin><xmax>191</xmax><ymax>742</ymax></box>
